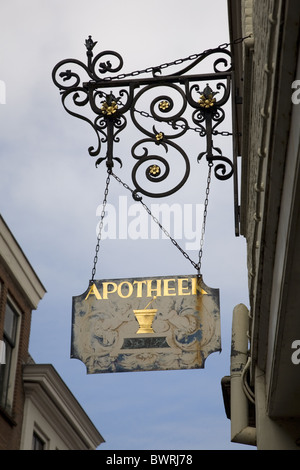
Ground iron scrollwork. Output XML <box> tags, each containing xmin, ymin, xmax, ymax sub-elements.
<box><xmin>52</xmin><ymin>36</ymin><xmax>234</xmax><ymax>198</ymax></box>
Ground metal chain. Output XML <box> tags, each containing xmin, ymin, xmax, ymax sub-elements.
<box><xmin>99</xmin><ymin>35</ymin><xmax>252</xmax><ymax>82</ymax></box>
<box><xmin>133</xmin><ymin>108</ymin><xmax>238</xmax><ymax>137</ymax></box>
<box><xmin>198</xmin><ymin>163</ymin><xmax>212</xmax><ymax>274</ymax></box>
<box><xmin>91</xmin><ymin>169</ymin><xmax>111</xmax><ymax>282</ymax></box>
<box><xmin>109</xmin><ymin>169</ymin><xmax>212</xmax><ymax>275</ymax></box>
<box><xmin>88</xmin><ymin>36</ymin><xmax>252</xmax><ymax>278</ymax></box>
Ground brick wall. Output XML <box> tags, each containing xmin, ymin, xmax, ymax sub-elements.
<box><xmin>0</xmin><ymin>261</ymin><xmax>32</xmax><ymax>450</ymax></box>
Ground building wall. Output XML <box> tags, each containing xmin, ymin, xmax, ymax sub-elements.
<box><xmin>0</xmin><ymin>262</ymin><xmax>33</xmax><ymax>449</ymax></box>
<box><xmin>20</xmin><ymin>363</ymin><xmax>105</xmax><ymax>450</ymax></box>
<box><xmin>0</xmin><ymin>215</ymin><xmax>104</xmax><ymax>450</ymax></box>
<box><xmin>227</xmin><ymin>0</ymin><xmax>300</xmax><ymax>449</ymax></box>
<box><xmin>20</xmin><ymin>391</ymin><xmax>70</xmax><ymax>450</ymax></box>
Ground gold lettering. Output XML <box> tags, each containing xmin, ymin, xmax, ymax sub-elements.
<box><xmin>102</xmin><ymin>282</ymin><xmax>117</xmax><ymax>299</ymax></box>
<box><xmin>133</xmin><ymin>280</ymin><xmax>146</xmax><ymax>297</ymax></box>
<box><xmin>85</xmin><ymin>277</ymin><xmax>208</xmax><ymax>301</ymax></box>
<box><xmin>178</xmin><ymin>278</ymin><xmax>190</xmax><ymax>296</ymax></box>
<box><xmin>85</xmin><ymin>283</ymin><xmax>102</xmax><ymax>300</ymax></box>
<box><xmin>163</xmin><ymin>278</ymin><xmax>176</xmax><ymax>296</ymax></box>
<box><xmin>147</xmin><ymin>279</ymin><xmax>161</xmax><ymax>297</ymax></box>
<box><xmin>118</xmin><ymin>281</ymin><xmax>133</xmax><ymax>299</ymax></box>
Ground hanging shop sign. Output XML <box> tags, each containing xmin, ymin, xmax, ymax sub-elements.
<box><xmin>71</xmin><ymin>275</ymin><xmax>220</xmax><ymax>374</ymax></box>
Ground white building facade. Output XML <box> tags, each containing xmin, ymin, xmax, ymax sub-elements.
<box><xmin>225</xmin><ymin>0</ymin><xmax>300</xmax><ymax>449</ymax></box>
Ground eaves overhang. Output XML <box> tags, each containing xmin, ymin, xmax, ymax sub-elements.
<box><xmin>0</xmin><ymin>215</ymin><xmax>46</xmax><ymax>310</ymax></box>
<box><xmin>23</xmin><ymin>363</ymin><xmax>105</xmax><ymax>449</ymax></box>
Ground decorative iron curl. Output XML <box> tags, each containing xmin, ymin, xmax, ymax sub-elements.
<box><xmin>158</xmin><ymin>47</ymin><xmax>233</xmax><ymax>77</ymax></box>
<box><xmin>60</xmin><ymin>86</ymin><xmax>102</xmax><ymax>157</ymax></box>
<box><xmin>131</xmin><ymin>138</ymin><xmax>190</xmax><ymax>198</ymax></box>
<box><xmin>52</xmin><ymin>40</ymin><xmax>127</xmax><ymax>166</ymax></box>
<box><xmin>52</xmin><ymin>38</ymin><xmax>124</xmax><ymax>89</ymax></box>
<box><xmin>198</xmin><ymin>146</ymin><xmax>234</xmax><ymax>181</ymax></box>
<box><xmin>52</xmin><ymin>36</ymin><xmax>236</xmax><ymax>194</ymax></box>
<box><xmin>185</xmin><ymin>80</ymin><xmax>233</xmax><ymax>181</ymax></box>
<box><xmin>130</xmin><ymin>83</ymin><xmax>189</xmax><ymax>140</ymax></box>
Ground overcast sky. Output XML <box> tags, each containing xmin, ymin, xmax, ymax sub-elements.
<box><xmin>0</xmin><ymin>0</ymin><xmax>251</xmax><ymax>450</ymax></box>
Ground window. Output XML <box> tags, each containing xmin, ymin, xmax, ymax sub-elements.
<box><xmin>0</xmin><ymin>300</ymin><xmax>19</xmax><ymax>412</ymax></box>
<box><xmin>32</xmin><ymin>431</ymin><xmax>45</xmax><ymax>450</ymax></box>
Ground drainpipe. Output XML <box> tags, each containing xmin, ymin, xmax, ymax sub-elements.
<box><xmin>230</xmin><ymin>304</ymin><xmax>256</xmax><ymax>446</ymax></box>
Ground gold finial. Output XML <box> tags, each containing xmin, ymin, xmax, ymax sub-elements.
<box><xmin>159</xmin><ymin>100</ymin><xmax>170</xmax><ymax>111</ymax></box>
<box><xmin>155</xmin><ymin>132</ymin><xmax>164</xmax><ymax>141</ymax></box>
<box><xmin>198</xmin><ymin>84</ymin><xmax>217</xmax><ymax>109</ymax></box>
<box><xmin>149</xmin><ymin>164</ymin><xmax>161</xmax><ymax>176</ymax></box>
<box><xmin>101</xmin><ymin>100</ymin><xmax>118</xmax><ymax>115</ymax></box>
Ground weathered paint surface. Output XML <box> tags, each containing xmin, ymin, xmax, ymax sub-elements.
<box><xmin>71</xmin><ymin>275</ymin><xmax>221</xmax><ymax>374</ymax></box>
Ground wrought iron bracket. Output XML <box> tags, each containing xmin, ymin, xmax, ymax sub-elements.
<box><xmin>52</xmin><ymin>36</ymin><xmax>235</xmax><ymax>200</ymax></box>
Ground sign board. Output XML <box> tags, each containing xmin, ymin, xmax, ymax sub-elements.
<box><xmin>71</xmin><ymin>275</ymin><xmax>220</xmax><ymax>374</ymax></box>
